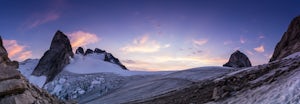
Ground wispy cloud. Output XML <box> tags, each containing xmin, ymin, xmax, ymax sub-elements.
<box><xmin>3</xmin><ymin>40</ymin><xmax>32</xmax><ymax>61</ymax></box>
<box><xmin>26</xmin><ymin>11</ymin><xmax>60</xmax><ymax>28</ymax></box>
<box><xmin>240</xmin><ymin>37</ymin><xmax>246</xmax><ymax>44</ymax></box>
<box><xmin>264</xmin><ymin>53</ymin><xmax>273</xmax><ymax>59</ymax></box>
<box><xmin>193</xmin><ymin>39</ymin><xmax>208</xmax><ymax>46</ymax></box>
<box><xmin>223</xmin><ymin>40</ymin><xmax>233</xmax><ymax>45</ymax></box>
<box><xmin>245</xmin><ymin>50</ymin><xmax>254</xmax><ymax>55</ymax></box>
<box><xmin>254</xmin><ymin>45</ymin><xmax>265</xmax><ymax>53</ymax></box>
<box><xmin>68</xmin><ymin>31</ymin><xmax>100</xmax><ymax>49</ymax></box>
<box><xmin>121</xmin><ymin>35</ymin><xmax>163</xmax><ymax>53</ymax></box>
<box><xmin>258</xmin><ymin>35</ymin><xmax>265</xmax><ymax>39</ymax></box>
<box><xmin>22</xmin><ymin>0</ymin><xmax>66</xmax><ymax>29</ymax></box>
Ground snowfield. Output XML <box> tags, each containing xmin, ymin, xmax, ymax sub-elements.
<box><xmin>18</xmin><ymin>52</ymin><xmax>300</xmax><ymax>104</ymax></box>
<box><xmin>84</xmin><ymin>67</ymin><xmax>233</xmax><ymax>104</ymax></box>
<box><xmin>18</xmin><ymin>54</ymin><xmax>233</xmax><ymax>103</ymax></box>
<box><xmin>65</xmin><ymin>54</ymin><xmax>172</xmax><ymax>76</ymax></box>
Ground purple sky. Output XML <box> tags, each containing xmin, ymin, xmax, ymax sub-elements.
<box><xmin>1</xmin><ymin>0</ymin><xmax>300</xmax><ymax>71</ymax></box>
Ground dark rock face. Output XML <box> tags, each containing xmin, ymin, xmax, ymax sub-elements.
<box><xmin>94</xmin><ymin>48</ymin><xmax>105</xmax><ymax>53</ymax></box>
<box><xmin>104</xmin><ymin>53</ymin><xmax>127</xmax><ymax>70</ymax></box>
<box><xmin>75</xmin><ymin>47</ymin><xmax>84</xmax><ymax>55</ymax></box>
<box><xmin>270</xmin><ymin>16</ymin><xmax>300</xmax><ymax>62</ymax></box>
<box><xmin>85</xmin><ymin>49</ymin><xmax>94</xmax><ymax>55</ymax></box>
<box><xmin>0</xmin><ymin>36</ymin><xmax>64</xmax><ymax>104</ymax></box>
<box><xmin>32</xmin><ymin>30</ymin><xmax>74</xmax><ymax>83</ymax></box>
<box><xmin>223</xmin><ymin>50</ymin><xmax>252</xmax><ymax>68</ymax></box>
<box><xmin>0</xmin><ymin>36</ymin><xmax>10</xmax><ymax>63</ymax></box>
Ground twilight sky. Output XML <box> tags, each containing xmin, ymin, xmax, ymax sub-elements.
<box><xmin>0</xmin><ymin>0</ymin><xmax>300</xmax><ymax>71</ymax></box>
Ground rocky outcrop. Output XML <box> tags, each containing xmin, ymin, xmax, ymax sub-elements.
<box><xmin>94</xmin><ymin>48</ymin><xmax>105</xmax><ymax>53</ymax></box>
<box><xmin>75</xmin><ymin>47</ymin><xmax>84</xmax><ymax>55</ymax></box>
<box><xmin>0</xmin><ymin>36</ymin><xmax>10</xmax><ymax>63</ymax></box>
<box><xmin>104</xmin><ymin>53</ymin><xmax>127</xmax><ymax>70</ymax></box>
<box><xmin>32</xmin><ymin>30</ymin><xmax>74</xmax><ymax>83</ymax></box>
<box><xmin>270</xmin><ymin>16</ymin><xmax>300</xmax><ymax>62</ymax></box>
<box><xmin>75</xmin><ymin>47</ymin><xmax>128</xmax><ymax>70</ymax></box>
<box><xmin>223</xmin><ymin>50</ymin><xmax>252</xmax><ymax>68</ymax></box>
<box><xmin>0</xmin><ymin>36</ymin><xmax>65</xmax><ymax>104</ymax></box>
<box><xmin>85</xmin><ymin>49</ymin><xmax>93</xmax><ymax>55</ymax></box>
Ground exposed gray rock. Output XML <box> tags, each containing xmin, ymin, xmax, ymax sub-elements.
<box><xmin>104</xmin><ymin>53</ymin><xmax>127</xmax><ymax>70</ymax></box>
<box><xmin>75</xmin><ymin>47</ymin><xmax>84</xmax><ymax>55</ymax></box>
<box><xmin>94</xmin><ymin>48</ymin><xmax>105</xmax><ymax>53</ymax></box>
<box><xmin>32</xmin><ymin>30</ymin><xmax>74</xmax><ymax>83</ymax></box>
<box><xmin>270</xmin><ymin>16</ymin><xmax>300</xmax><ymax>62</ymax></box>
<box><xmin>0</xmin><ymin>36</ymin><xmax>10</xmax><ymax>63</ymax></box>
<box><xmin>85</xmin><ymin>49</ymin><xmax>94</xmax><ymax>55</ymax></box>
<box><xmin>223</xmin><ymin>50</ymin><xmax>252</xmax><ymax>68</ymax></box>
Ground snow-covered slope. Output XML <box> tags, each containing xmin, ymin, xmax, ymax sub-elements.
<box><xmin>83</xmin><ymin>67</ymin><xmax>233</xmax><ymax>104</ymax></box>
<box><xmin>207</xmin><ymin>53</ymin><xmax>300</xmax><ymax>104</ymax></box>
<box><xmin>65</xmin><ymin>54</ymin><xmax>170</xmax><ymax>76</ymax></box>
<box><xmin>18</xmin><ymin>59</ymin><xmax>46</xmax><ymax>88</ymax></box>
<box><xmin>124</xmin><ymin>53</ymin><xmax>300</xmax><ymax>104</ymax></box>
<box><xmin>19</xmin><ymin>52</ymin><xmax>300</xmax><ymax>104</ymax></box>
<box><xmin>18</xmin><ymin>55</ymin><xmax>234</xmax><ymax>103</ymax></box>
<box><xmin>18</xmin><ymin>54</ymin><xmax>173</xmax><ymax>101</ymax></box>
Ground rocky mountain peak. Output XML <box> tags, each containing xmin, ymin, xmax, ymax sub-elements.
<box><xmin>50</xmin><ymin>30</ymin><xmax>74</xmax><ymax>57</ymax></box>
<box><xmin>0</xmin><ymin>36</ymin><xmax>9</xmax><ymax>63</ymax></box>
<box><xmin>85</xmin><ymin>49</ymin><xmax>94</xmax><ymax>55</ymax></box>
<box><xmin>32</xmin><ymin>30</ymin><xmax>74</xmax><ymax>83</ymax></box>
<box><xmin>223</xmin><ymin>50</ymin><xmax>252</xmax><ymax>68</ymax></box>
<box><xmin>270</xmin><ymin>16</ymin><xmax>300</xmax><ymax>62</ymax></box>
<box><xmin>75</xmin><ymin>47</ymin><xmax>84</xmax><ymax>55</ymax></box>
<box><xmin>94</xmin><ymin>48</ymin><xmax>105</xmax><ymax>53</ymax></box>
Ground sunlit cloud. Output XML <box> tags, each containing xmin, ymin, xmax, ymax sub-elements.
<box><xmin>254</xmin><ymin>45</ymin><xmax>265</xmax><ymax>53</ymax></box>
<box><xmin>3</xmin><ymin>40</ymin><xmax>32</xmax><ymax>61</ymax></box>
<box><xmin>18</xmin><ymin>51</ymin><xmax>32</xmax><ymax>61</ymax></box>
<box><xmin>68</xmin><ymin>31</ymin><xmax>100</xmax><ymax>49</ymax></box>
<box><xmin>240</xmin><ymin>37</ymin><xmax>246</xmax><ymax>44</ymax></box>
<box><xmin>245</xmin><ymin>50</ymin><xmax>254</xmax><ymax>55</ymax></box>
<box><xmin>164</xmin><ymin>44</ymin><xmax>171</xmax><ymax>48</ymax></box>
<box><xmin>193</xmin><ymin>39</ymin><xmax>208</xmax><ymax>46</ymax></box>
<box><xmin>121</xmin><ymin>35</ymin><xmax>162</xmax><ymax>53</ymax></box>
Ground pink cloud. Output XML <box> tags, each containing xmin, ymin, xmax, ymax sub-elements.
<box><xmin>3</xmin><ymin>40</ymin><xmax>32</xmax><ymax>61</ymax></box>
<box><xmin>254</xmin><ymin>45</ymin><xmax>265</xmax><ymax>53</ymax></box>
<box><xmin>25</xmin><ymin>11</ymin><xmax>60</xmax><ymax>29</ymax></box>
<box><xmin>68</xmin><ymin>31</ymin><xmax>100</xmax><ymax>49</ymax></box>
<box><xmin>240</xmin><ymin>37</ymin><xmax>246</xmax><ymax>44</ymax></box>
<box><xmin>193</xmin><ymin>39</ymin><xmax>208</xmax><ymax>46</ymax></box>
<box><xmin>121</xmin><ymin>35</ymin><xmax>161</xmax><ymax>53</ymax></box>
